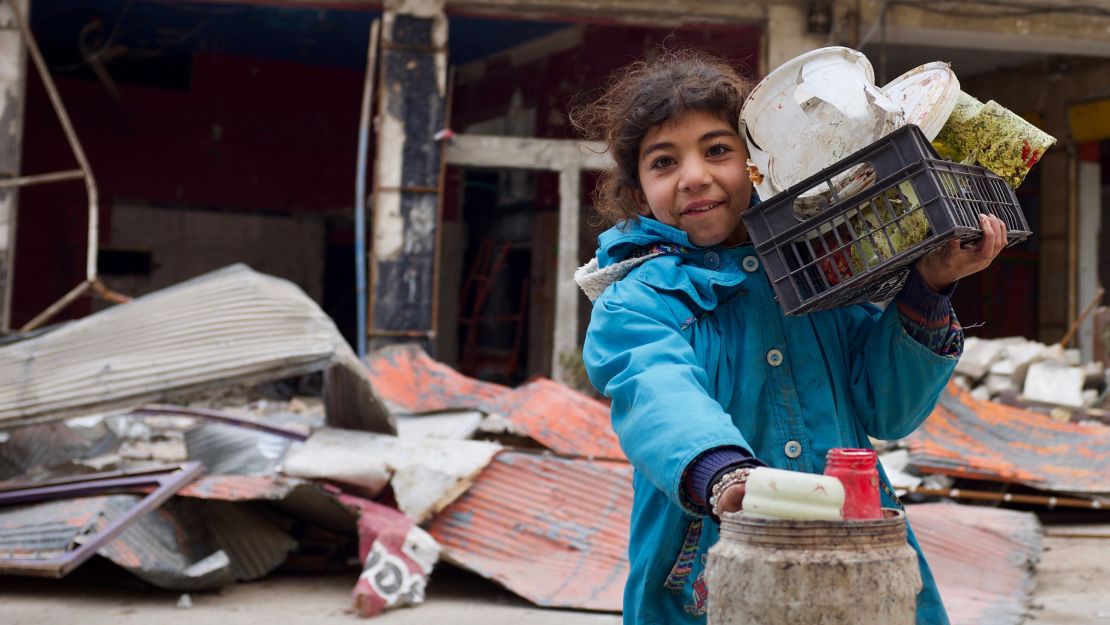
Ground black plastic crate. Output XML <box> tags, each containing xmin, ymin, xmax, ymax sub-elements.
<box><xmin>742</xmin><ymin>124</ymin><xmax>1031</xmax><ymax>316</ymax></box>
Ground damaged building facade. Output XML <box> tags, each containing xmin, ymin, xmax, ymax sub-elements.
<box><xmin>0</xmin><ymin>0</ymin><xmax>1108</xmax><ymax>384</ymax></box>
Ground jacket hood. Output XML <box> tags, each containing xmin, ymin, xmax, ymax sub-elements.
<box><xmin>574</xmin><ymin>218</ymin><xmax>693</xmax><ymax>302</ymax></box>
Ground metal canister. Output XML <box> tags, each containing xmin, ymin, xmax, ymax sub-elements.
<box><xmin>707</xmin><ymin>510</ymin><xmax>921</xmax><ymax>625</ymax></box>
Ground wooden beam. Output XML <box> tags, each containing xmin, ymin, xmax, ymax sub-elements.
<box><xmin>553</xmin><ymin>166</ymin><xmax>581</xmax><ymax>384</ymax></box>
<box><xmin>445</xmin><ymin>134</ymin><xmax>610</xmax><ymax>171</ymax></box>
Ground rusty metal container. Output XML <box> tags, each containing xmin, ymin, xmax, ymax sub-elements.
<box><xmin>707</xmin><ymin>509</ymin><xmax>921</xmax><ymax>625</ymax></box>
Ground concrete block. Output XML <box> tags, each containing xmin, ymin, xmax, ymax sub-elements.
<box><xmin>955</xmin><ymin>337</ymin><xmax>1007</xmax><ymax>382</ymax></box>
<box><xmin>986</xmin><ymin>373</ymin><xmax>1015</xmax><ymax>396</ymax></box>
<box><xmin>1065</xmin><ymin>348</ymin><xmax>1082</xmax><ymax>366</ymax></box>
<box><xmin>989</xmin><ymin>358</ymin><xmax>1017</xmax><ymax>378</ymax></box>
<box><xmin>1002</xmin><ymin>340</ymin><xmax>1052</xmax><ymax>386</ymax></box>
<box><xmin>1083</xmin><ymin>361</ymin><xmax>1105</xmax><ymax>389</ymax></box>
<box><xmin>1083</xmin><ymin>388</ymin><xmax>1100</xmax><ymax>406</ymax></box>
<box><xmin>970</xmin><ymin>385</ymin><xmax>992</xmax><ymax>402</ymax></box>
<box><xmin>1023</xmin><ymin>361</ymin><xmax>1085</xmax><ymax>408</ymax></box>
<box><xmin>1035</xmin><ymin>343</ymin><xmax>1066</xmax><ymax>364</ymax></box>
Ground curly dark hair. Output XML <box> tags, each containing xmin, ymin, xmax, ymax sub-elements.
<box><xmin>571</xmin><ymin>49</ymin><xmax>752</xmax><ymax>226</ymax></box>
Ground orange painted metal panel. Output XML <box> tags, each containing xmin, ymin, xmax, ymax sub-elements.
<box><xmin>908</xmin><ymin>384</ymin><xmax>1110</xmax><ymax>494</ymax></box>
<box><xmin>908</xmin><ymin>503</ymin><xmax>1042</xmax><ymax>625</ymax></box>
<box><xmin>488</xmin><ymin>378</ymin><xmax>623</xmax><ymax>460</ymax></box>
<box><xmin>364</xmin><ymin>344</ymin><xmax>510</xmax><ymax>414</ymax></box>
<box><xmin>428</xmin><ymin>451</ymin><xmax>631</xmax><ymax>612</ymax></box>
<box><xmin>364</xmin><ymin>345</ymin><xmax>622</xmax><ymax>460</ymax></box>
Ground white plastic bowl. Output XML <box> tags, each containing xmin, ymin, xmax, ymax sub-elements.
<box><xmin>740</xmin><ymin>46</ymin><xmax>904</xmax><ymax>200</ymax></box>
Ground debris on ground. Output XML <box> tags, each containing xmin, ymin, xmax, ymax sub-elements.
<box><xmin>0</xmin><ymin>271</ymin><xmax>1103</xmax><ymax>624</ymax></box>
<box><xmin>952</xmin><ymin>336</ymin><xmax>1109</xmax><ymax>424</ymax></box>
<box><xmin>0</xmin><ymin>265</ymin><xmax>392</xmax><ymax>434</ymax></box>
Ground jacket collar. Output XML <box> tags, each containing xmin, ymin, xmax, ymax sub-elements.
<box><xmin>576</xmin><ymin>217</ymin><xmax>751</xmax><ymax>307</ymax></box>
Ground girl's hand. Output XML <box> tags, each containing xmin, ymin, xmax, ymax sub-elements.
<box><xmin>915</xmin><ymin>214</ymin><xmax>1007</xmax><ymax>292</ymax></box>
<box><xmin>715</xmin><ymin>484</ymin><xmax>746</xmax><ymax>514</ymax></box>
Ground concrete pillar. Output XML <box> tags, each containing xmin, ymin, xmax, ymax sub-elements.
<box><xmin>1078</xmin><ymin>158</ymin><xmax>1101</xmax><ymax>361</ymax></box>
<box><xmin>0</xmin><ymin>0</ymin><xmax>28</xmax><ymax>331</ymax></box>
<box><xmin>369</xmin><ymin>0</ymin><xmax>448</xmax><ymax>354</ymax></box>
<box><xmin>553</xmin><ymin>166</ymin><xmax>580</xmax><ymax>383</ymax></box>
<box><xmin>765</xmin><ymin>2</ymin><xmax>827</xmax><ymax>73</ymax></box>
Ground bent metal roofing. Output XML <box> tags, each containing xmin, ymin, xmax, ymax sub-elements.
<box><xmin>909</xmin><ymin>384</ymin><xmax>1110</xmax><ymax>496</ymax></box>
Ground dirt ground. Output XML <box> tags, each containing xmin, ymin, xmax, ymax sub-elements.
<box><xmin>2</xmin><ymin>530</ymin><xmax>1107</xmax><ymax>625</ymax></box>
<box><xmin>1025</xmin><ymin>527</ymin><xmax>1110</xmax><ymax>625</ymax></box>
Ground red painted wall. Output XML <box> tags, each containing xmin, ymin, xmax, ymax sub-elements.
<box><xmin>15</xmin><ymin>22</ymin><xmax>760</xmax><ymax>328</ymax></box>
<box><xmin>15</xmin><ymin>52</ymin><xmax>365</xmax><ymax>326</ymax></box>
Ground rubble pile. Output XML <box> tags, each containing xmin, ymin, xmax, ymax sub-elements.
<box><xmin>952</xmin><ymin>336</ymin><xmax>1109</xmax><ymax>422</ymax></box>
<box><xmin>0</xmin><ymin>267</ymin><xmax>1101</xmax><ymax>625</ymax></box>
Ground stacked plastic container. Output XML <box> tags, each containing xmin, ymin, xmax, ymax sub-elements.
<box><xmin>740</xmin><ymin>47</ymin><xmax>1037</xmax><ymax>316</ymax></box>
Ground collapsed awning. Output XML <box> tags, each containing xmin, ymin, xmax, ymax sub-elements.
<box><xmin>0</xmin><ymin>265</ymin><xmax>392</xmax><ymax>434</ymax></box>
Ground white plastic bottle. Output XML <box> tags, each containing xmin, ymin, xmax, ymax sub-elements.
<box><xmin>741</xmin><ymin>467</ymin><xmax>845</xmax><ymax>521</ymax></box>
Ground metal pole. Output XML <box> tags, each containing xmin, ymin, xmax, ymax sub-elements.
<box><xmin>0</xmin><ymin>168</ymin><xmax>84</xmax><ymax>190</ymax></box>
<box><xmin>355</xmin><ymin>19</ymin><xmax>380</xmax><ymax>359</ymax></box>
<box><xmin>19</xmin><ymin>279</ymin><xmax>91</xmax><ymax>332</ymax></box>
<box><xmin>9</xmin><ymin>0</ymin><xmax>99</xmax><ymax>282</ymax></box>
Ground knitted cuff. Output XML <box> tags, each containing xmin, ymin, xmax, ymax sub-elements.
<box><xmin>683</xmin><ymin>446</ymin><xmax>763</xmax><ymax>509</ymax></box>
<box><xmin>897</xmin><ymin>266</ymin><xmax>955</xmax><ymax>326</ymax></box>
<box><xmin>897</xmin><ymin>267</ymin><xmax>964</xmax><ymax>357</ymax></box>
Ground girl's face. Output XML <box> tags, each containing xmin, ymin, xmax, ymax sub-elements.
<box><xmin>636</xmin><ymin>109</ymin><xmax>752</xmax><ymax>247</ymax></box>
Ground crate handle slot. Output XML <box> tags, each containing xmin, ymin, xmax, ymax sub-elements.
<box><xmin>790</xmin><ymin>162</ymin><xmax>876</xmax><ymax>221</ymax></box>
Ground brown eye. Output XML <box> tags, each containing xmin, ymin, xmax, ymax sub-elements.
<box><xmin>707</xmin><ymin>143</ymin><xmax>731</xmax><ymax>157</ymax></box>
<box><xmin>651</xmin><ymin>156</ymin><xmax>676</xmax><ymax>170</ymax></box>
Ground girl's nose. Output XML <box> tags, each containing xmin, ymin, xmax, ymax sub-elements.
<box><xmin>679</xmin><ymin>160</ymin><xmax>712</xmax><ymax>192</ymax></box>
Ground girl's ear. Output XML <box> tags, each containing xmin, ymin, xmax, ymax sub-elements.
<box><xmin>635</xmin><ymin>190</ymin><xmax>652</xmax><ymax>216</ymax></box>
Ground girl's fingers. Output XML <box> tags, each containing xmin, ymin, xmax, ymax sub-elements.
<box><xmin>994</xmin><ymin>217</ymin><xmax>1012</xmax><ymax>259</ymax></box>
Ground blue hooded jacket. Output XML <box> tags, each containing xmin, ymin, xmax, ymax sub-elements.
<box><xmin>578</xmin><ymin>216</ymin><xmax>955</xmax><ymax>625</ymax></box>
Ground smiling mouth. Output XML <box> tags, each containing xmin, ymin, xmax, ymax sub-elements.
<box><xmin>683</xmin><ymin>201</ymin><xmax>724</xmax><ymax>215</ymax></box>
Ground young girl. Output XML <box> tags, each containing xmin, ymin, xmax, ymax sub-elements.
<box><xmin>573</xmin><ymin>50</ymin><xmax>1007</xmax><ymax>625</ymax></box>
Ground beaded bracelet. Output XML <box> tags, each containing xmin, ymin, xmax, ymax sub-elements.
<box><xmin>708</xmin><ymin>466</ymin><xmax>753</xmax><ymax>517</ymax></box>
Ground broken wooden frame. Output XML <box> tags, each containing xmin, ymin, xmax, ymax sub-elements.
<box><xmin>444</xmin><ymin>134</ymin><xmax>610</xmax><ymax>382</ymax></box>
<box><xmin>2</xmin><ymin>0</ymin><xmax>129</xmax><ymax>333</ymax></box>
<box><xmin>0</xmin><ymin>461</ymin><xmax>203</xmax><ymax>577</ymax></box>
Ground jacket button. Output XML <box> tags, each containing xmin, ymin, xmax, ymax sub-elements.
<box><xmin>766</xmin><ymin>349</ymin><xmax>783</xmax><ymax>367</ymax></box>
<box><xmin>742</xmin><ymin>256</ymin><xmax>760</xmax><ymax>272</ymax></box>
<box><xmin>784</xmin><ymin>440</ymin><xmax>802</xmax><ymax>459</ymax></box>
<box><xmin>704</xmin><ymin>251</ymin><xmax>720</xmax><ymax>269</ymax></box>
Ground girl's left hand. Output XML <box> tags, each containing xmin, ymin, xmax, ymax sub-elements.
<box><xmin>915</xmin><ymin>214</ymin><xmax>1008</xmax><ymax>292</ymax></box>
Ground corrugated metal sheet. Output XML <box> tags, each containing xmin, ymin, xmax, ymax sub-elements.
<box><xmin>177</xmin><ymin>474</ymin><xmax>312</xmax><ymax>501</ymax></box>
<box><xmin>0</xmin><ymin>462</ymin><xmax>203</xmax><ymax>577</ymax></box>
<box><xmin>92</xmin><ymin>495</ymin><xmax>235</xmax><ymax>590</ymax></box>
<box><xmin>188</xmin><ymin>500</ymin><xmax>297</xmax><ymax>582</ymax></box>
<box><xmin>428</xmin><ymin>451</ymin><xmax>631</xmax><ymax>611</ymax></box>
<box><xmin>362</xmin><ymin>346</ymin><xmax>621</xmax><ymax>459</ymax></box>
<box><xmin>363</xmin><ymin>343</ymin><xmax>509</xmax><ymax>414</ymax></box>
<box><xmin>0</xmin><ymin>265</ymin><xmax>392</xmax><ymax>433</ymax></box>
<box><xmin>908</xmin><ymin>503</ymin><xmax>1043</xmax><ymax>625</ymax></box>
<box><xmin>0</xmin><ymin>496</ymin><xmax>107</xmax><ymax>562</ymax></box>
<box><xmin>0</xmin><ymin>418</ymin><xmax>119</xmax><ymax>483</ymax></box>
<box><xmin>281</xmin><ymin>428</ymin><xmax>501</xmax><ymax>523</ymax></box>
<box><xmin>0</xmin><ymin>493</ymin><xmax>297</xmax><ymax>590</ymax></box>
<box><xmin>909</xmin><ymin>384</ymin><xmax>1110</xmax><ymax>494</ymax></box>
<box><xmin>487</xmin><ymin>379</ymin><xmax>621</xmax><ymax>460</ymax></box>
<box><xmin>176</xmin><ymin>475</ymin><xmax>355</xmax><ymax>534</ymax></box>
<box><xmin>184</xmin><ymin>422</ymin><xmax>297</xmax><ymax>476</ymax></box>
